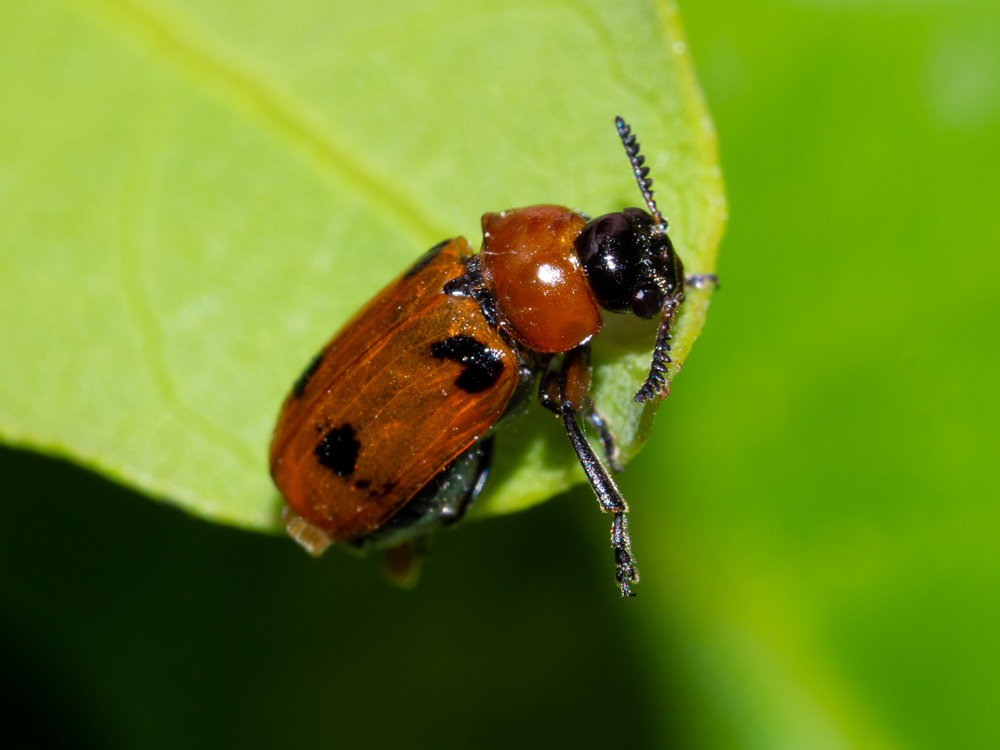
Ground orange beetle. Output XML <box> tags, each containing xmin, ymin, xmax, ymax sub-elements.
<box><xmin>270</xmin><ymin>118</ymin><xmax>715</xmax><ymax>596</ymax></box>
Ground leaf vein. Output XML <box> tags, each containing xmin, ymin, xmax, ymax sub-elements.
<box><xmin>115</xmin><ymin>102</ymin><xmax>261</xmax><ymax>474</ymax></box>
<box><xmin>75</xmin><ymin>0</ymin><xmax>450</xmax><ymax>244</ymax></box>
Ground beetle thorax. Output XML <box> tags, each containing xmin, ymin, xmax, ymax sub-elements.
<box><xmin>479</xmin><ymin>205</ymin><xmax>603</xmax><ymax>353</ymax></box>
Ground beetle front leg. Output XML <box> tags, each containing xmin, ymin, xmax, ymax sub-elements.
<box><xmin>537</xmin><ymin>355</ymin><xmax>561</xmax><ymax>415</ymax></box>
<box><xmin>685</xmin><ymin>273</ymin><xmax>720</xmax><ymax>290</ymax></box>
<box><xmin>539</xmin><ymin>354</ymin><xmax>622</xmax><ymax>472</ymax></box>
<box><xmin>548</xmin><ymin>345</ymin><xmax>639</xmax><ymax>597</ymax></box>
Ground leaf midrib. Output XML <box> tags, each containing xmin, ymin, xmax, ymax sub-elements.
<box><xmin>74</xmin><ymin>0</ymin><xmax>452</xmax><ymax>244</ymax></box>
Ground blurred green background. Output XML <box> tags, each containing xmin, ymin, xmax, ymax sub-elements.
<box><xmin>2</xmin><ymin>0</ymin><xmax>998</xmax><ymax>748</ymax></box>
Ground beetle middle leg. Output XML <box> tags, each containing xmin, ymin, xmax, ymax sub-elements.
<box><xmin>539</xmin><ymin>346</ymin><xmax>639</xmax><ymax>597</ymax></box>
<box><xmin>585</xmin><ymin>408</ymin><xmax>623</xmax><ymax>473</ymax></box>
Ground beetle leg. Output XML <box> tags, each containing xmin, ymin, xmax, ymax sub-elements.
<box><xmin>381</xmin><ymin>540</ymin><xmax>425</xmax><ymax>589</ymax></box>
<box><xmin>558</xmin><ymin>346</ymin><xmax>639</xmax><ymax>597</ymax></box>
<box><xmin>544</xmin><ymin>352</ymin><xmax>622</xmax><ymax>470</ymax></box>
<box><xmin>349</xmin><ymin>438</ymin><xmax>495</xmax><ymax>553</ymax></box>
<box><xmin>374</xmin><ymin>436</ymin><xmax>494</xmax><ymax>587</ymax></box>
<box><xmin>635</xmin><ymin>292</ymin><xmax>682</xmax><ymax>403</ymax></box>
<box><xmin>685</xmin><ymin>273</ymin><xmax>720</xmax><ymax>290</ymax></box>
<box><xmin>448</xmin><ymin>435</ymin><xmax>495</xmax><ymax>523</ymax></box>
<box><xmin>585</xmin><ymin>408</ymin><xmax>623</xmax><ymax>473</ymax></box>
<box><xmin>537</xmin><ymin>355</ymin><xmax>562</xmax><ymax>414</ymax></box>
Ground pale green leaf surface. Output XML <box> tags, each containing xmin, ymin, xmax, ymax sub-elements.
<box><xmin>0</xmin><ymin>0</ymin><xmax>724</xmax><ymax>529</ymax></box>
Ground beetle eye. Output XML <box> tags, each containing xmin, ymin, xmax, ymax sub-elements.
<box><xmin>631</xmin><ymin>284</ymin><xmax>663</xmax><ymax>319</ymax></box>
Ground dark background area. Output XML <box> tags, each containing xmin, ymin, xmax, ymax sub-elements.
<box><xmin>0</xmin><ymin>445</ymin><xmax>668</xmax><ymax>749</ymax></box>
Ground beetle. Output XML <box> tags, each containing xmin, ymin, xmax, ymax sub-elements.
<box><xmin>270</xmin><ymin>117</ymin><xmax>716</xmax><ymax>596</ymax></box>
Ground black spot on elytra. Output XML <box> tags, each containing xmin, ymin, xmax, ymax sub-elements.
<box><xmin>353</xmin><ymin>479</ymin><xmax>372</xmax><ymax>490</ymax></box>
<box><xmin>404</xmin><ymin>239</ymin><xmax>450</xmax><ymax>279</ymax></box>
<box><xmin>292</xmin><ymin>351</ymin><xmax>325</xmax><ymax>398</ymax></box>
<box><xmin>431</xmin><ymin>335</ymin><xmax>505</xmax><ymax>393</ymax></box>
<box><xmin>314</xmin><ymin>424</ymin><xmax>360</xmax><ymax>477</ymax></box>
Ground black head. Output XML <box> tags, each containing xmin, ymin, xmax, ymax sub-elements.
<box><xmin>575</xmin><ymin>206</ymin><xmax>682</xmax><ymax>319</ymax></box>
<box><xmin>577</xmin><ymin>117</ymin><xmax>687</xmax><ymax>403</ymax></box>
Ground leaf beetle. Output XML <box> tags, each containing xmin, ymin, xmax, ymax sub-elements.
<box><xmin>270</xmin><ymin>117</ymin><xmax>716</xmax><ymax>596</ymax></box>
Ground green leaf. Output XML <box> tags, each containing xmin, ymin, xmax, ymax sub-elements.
<box><xmin>0</xmin><ymin>0</ymin><xmax>724</xmax><ymax>530</ymax></box>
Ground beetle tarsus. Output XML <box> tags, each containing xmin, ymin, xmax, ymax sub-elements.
<box><xmin>685</xmin><ymin>273</ymin><xmax>720</xmax><ymax>290</ymax></box>
<box><xmin>612</xmin><ymin>512</ymin><xmax>639</xmax><ymax>597</ymax></box>
<box><xmin>635</xmin><ymin>295</ymin><xmax>681</xmax><ymax>403</ymax></box>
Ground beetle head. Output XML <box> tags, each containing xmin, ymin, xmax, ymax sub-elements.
<box><xmin>575</xmin><ymin>207</ymin><xmax>682</xmax><ymax>319</ymax></box>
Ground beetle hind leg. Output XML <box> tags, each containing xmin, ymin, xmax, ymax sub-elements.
<box><xmin>349</xmin><ymin>437</ymin><xmax>495</xmax><ymax>554</ymax></box>
<box><xmin>443</xmin><ymin>435</ymin><xmax>495</xmax><ymax>525</ymax></box>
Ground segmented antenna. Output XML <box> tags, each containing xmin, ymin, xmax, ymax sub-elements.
<box><xmin>635</xmin><ymin>295</ymin><xmax>680</xmax><ymax>403</ymax></box>
<box><xmin>615</xmin><ymin>116</ymin><xmax>666</xmax><ymax>231</ymax></box>
<box><xmin>616</xmin><ymin>116</ymin><xmax>683</xmax><ymax>402</ymax></box>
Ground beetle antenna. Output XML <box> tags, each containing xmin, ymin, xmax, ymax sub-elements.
<box><xmin>615</xmin><ymin>116</ymin><xmax>666</xmax><ymax>231</ymax></box>
<box><xmin>635</xmin><ymin>294</ymin><xmax>681</xmax><ymax>403</ymax></box>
